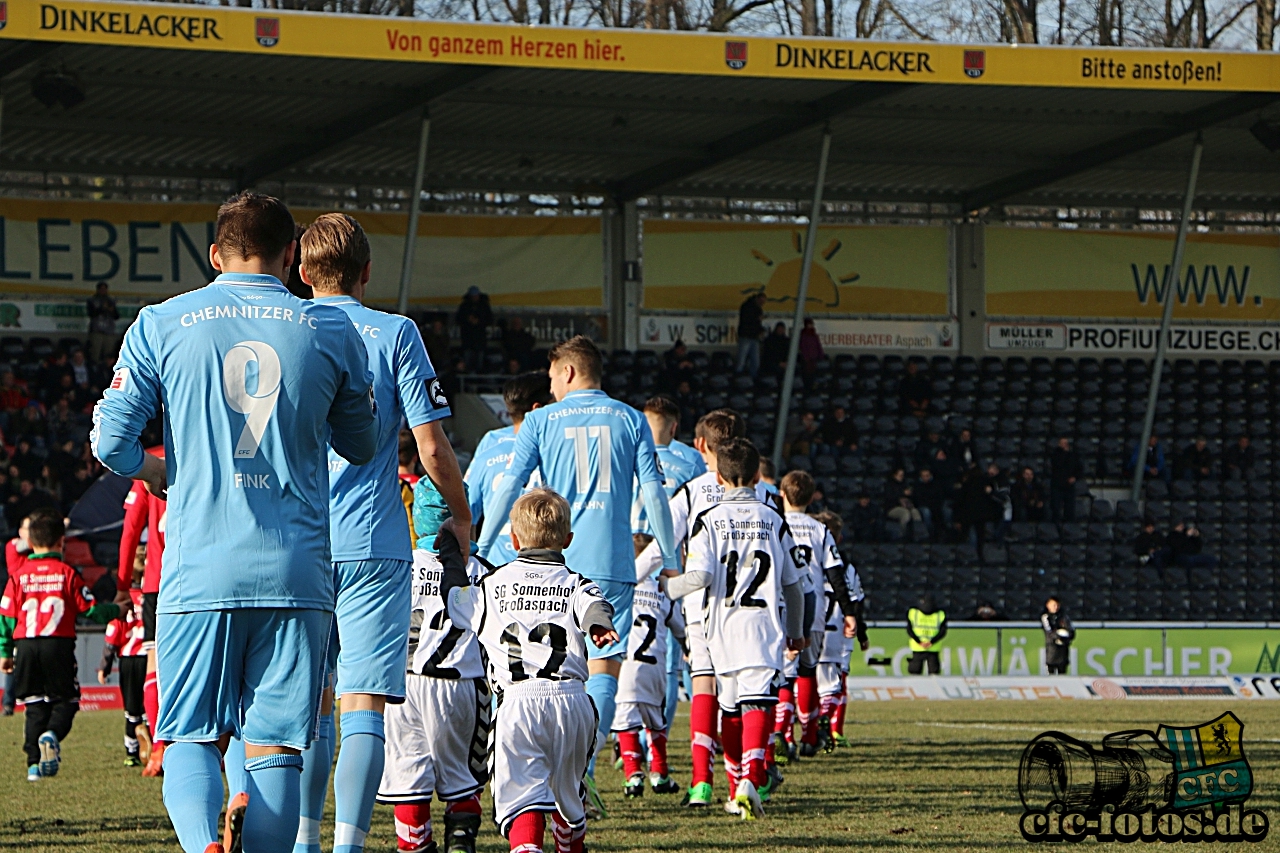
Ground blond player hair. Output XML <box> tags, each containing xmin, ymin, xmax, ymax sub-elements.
<box><xmin>299</xmin><ymin>212</ymin><xmax>370</xmax><ymax>294</ymax></box>
<box><xmin>510</xmin><ymin>488</ymin><xmax>573</xmax><ymax>550</ymax></box>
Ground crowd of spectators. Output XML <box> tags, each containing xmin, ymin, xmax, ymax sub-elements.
<box><xmin>1124</xmin><ymin>432</ymin><xmax>1257</xmax><ymax>483</ymax></box>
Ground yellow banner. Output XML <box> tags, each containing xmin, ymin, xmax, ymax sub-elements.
<box><xmin>985</xmin><ymin>226</ymin><xmax>1280</xmax><ymax>320</ymax></box>
<box><xmin>642</xmin><ymin>220</ymin><xmax>949</xmax><ymax>315</ymax></box>
<box><xmin>3</xmin><ymin>0</ymin><xmax>1276</xmax><ymax>92</ymax></box>
<box><xmin>0</xmin><ymin>198</ymin><xmax>602</xmax><ymax>307</ymax></box>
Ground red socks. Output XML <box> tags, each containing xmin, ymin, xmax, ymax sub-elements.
<box><xmin>819</xmin><ymin>692</ymin><xmax>840</xmax><ymax>721</ymax></box>
<box><xmin>720</xmin><ymin>711</ymin><xmax>742</xmax><ymax>792</ymax></box>
<box><xmin>143</xmin><ymin>670</ymin><xmax>160</xmax><ymax>739</ymax></box>
<box><xmin>509</xmin><ymin>811</ymin><xmax>545</xmax><ymax>853</ymax></box>
<box><xmin>796</xmin><ymin>675</ymin><xmax>819</xmax><ymax>745</ymax></box>
<box><xmin>551</xmin><ymin>812</ymin><xmax>585</xmax><ymax>853</ymax></box>
<box><xmin>616</xmin><ymin>730</ymin><xmax>644</xmax><ymax>778</ymax></box>
<box><xmin>446</xmin><ymin>795</ymin><xmax>483</xmax><ymax>817</ymax></box>
<box><xmin>830</xmin><ymin>675</ymin><xmax>848</xmax><ymax>736</ymax></box>
<box><xmin>690</xmin><ymin>693</ymin><xmax>718</xmax><ymax>788</ymax></box>
<box><xmin>774</xmin><ymin>684</ymin><xmax>795</xmax><ymax>742</ymax></box>
<box><xmin>741</xmin><ymin>707</ymin><xmax>770</xmax><ymax>788</ymax></box>
<box><xmin>648</xmin><ymin>730</ymin><xmax>669</xmax><ymax>778</ymax></box>
<box><xmin>394</xmin><ymin>802</ymin><xmax>431</xmax><ymax>852</ymax></box>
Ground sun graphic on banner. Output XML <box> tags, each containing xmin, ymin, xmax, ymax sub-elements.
<box><xmin>747</xmin><ymin>231</ymin><xmax>861</xmax><ymax>308</ymax></box>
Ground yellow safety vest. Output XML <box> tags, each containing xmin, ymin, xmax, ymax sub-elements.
<box><xmin>907</xmin><ymin>608</ymin><xmax>945</xmax><ymax>652</ymax></box>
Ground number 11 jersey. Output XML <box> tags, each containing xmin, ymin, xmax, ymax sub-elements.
<box><xmin>685</xmin><ymin>489</ymin><xmax>805</xmax><ymax>676</ymax></box>
<box><xmin>446</xmin><ymin>550</ymin><xmax>609</xmax><ymax>693</ymax></box>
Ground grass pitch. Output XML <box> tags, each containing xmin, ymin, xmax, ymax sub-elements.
<box><xmin>3</xmin><ymin>700</ymin><xmax>1279</xmax><ymax>852</ymax></box>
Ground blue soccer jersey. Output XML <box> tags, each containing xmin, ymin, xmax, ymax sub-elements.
<box><xmin>464</xmin><ymin>426</ymin><xmax>519</xmax><ymax>565</ymax></box>
<box><xmin>91</xmin><ymin>273</ymin><xmax>378</xmax><ymax>614</ymax></box>
<box><xmin>477</xmin><ymin>389</ymin><xmax>668</xmax><ymax>583</ymax></box>
<box><xmin>631</xmin><ymin>440</ymin><xmax>707</xmax><ymax>534</ymax></box>
<box><xmin>314</xmin><ymin>297</ymin><xmax>449</xmax><ymax>562</ymax></box>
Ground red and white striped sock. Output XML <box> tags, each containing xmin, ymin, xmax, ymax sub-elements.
<box><xmin>509</xmin><ymin>811</ymin><xmax>545</xmax><ymax>853</ymax></box>
<box><xmin>393</xmin><ymin>802</ymin><xmax>431</xmax><ymax>852</ymax></box>
<box><xmin>796</xmin><ymin>675</ymin><xmax>819</xmax><ymax>745</ymax></box>
<box><xmin>647</xmin><ymin>729</ymin><xmax>669</xmax><ymax>778</ymax></box>
<box><xmin>551</xmin><ymin>812</ymin><xmax>585</xmax><ymax>853</ymax></box>
<box><xmin>721</xmin><ymin>711</ymin><xmax>743</xmax><ymax>792</ymax></box>
<box><xmin>690</xmin><ymin>693</ymin><xmax>718</xmax><ymax>789</ymax></box>
<box><xmin>616</xmin><ymin>730</ymin><xmax>645</xmax><ymax>778</ymax></box>
<box><xmin>741</xmin><ymin>707</ymin><xmax>770</xmax><ymax>788</ymax></box>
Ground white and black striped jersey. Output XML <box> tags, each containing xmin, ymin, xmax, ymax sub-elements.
<box><xmin>685</xmin><ymin>488</ymin><xmax>805</xmax><ymax>675</ymax></box>
<box><xmin>408</xmin><ymin>548</ymin><xmax>491</xmax><ymax>680</ymax></box>
<box><xmin>617</xmin><ymin>574</ymin><xmax>685</xmax><ymax>707</ymax></box>
<box><xmin>445</xmin><ymin>549</ymin><xmax>607</xmax><ymax>694</ymax></box>
<box><xmin>785</xmin><ymin>511</ymin><xmax>846</xmax><ymax>632</ymax></box>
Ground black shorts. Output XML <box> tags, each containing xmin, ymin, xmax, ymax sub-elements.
<box><xmin>142</xmin><ymin>592</ymin><xmax>159</xmax><ymax>643</ymax></box>
<box><xmin>118</xmin><ymin>655</ymin><xmax>146</xmax><ymax>716</ymax></box>
<box><xmin>12</xmin><ymin>637</ymin><xmax>80</xmax><ymax>703</ymax></box>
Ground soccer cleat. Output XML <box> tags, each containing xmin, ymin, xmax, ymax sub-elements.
<box><xmin>772</xmin><ymin>733</ymin><xmax>790</xmax><ymax>766</ymax></box>
<box><xmin>681</xmin><ymin>781</ymin><xmax>712</xmax><ymax>808</ymax></box>
<box><xmin>136</xmin><ymin>725</ymin><xmax>153</xmax><ymax>763</ymax></box>
<box><xmin>223</xmin><ymin>791</ymin><xmax>248</xmax><ymax>853</ymax></box>
<box><xmin>124</xmin><ymin>756</ymin><xmax>142</xmax><ymax>767</ymax></box>
<box><xmin>817</xmin><ymin>716</ymin><xmax>834</xmax><ymax>754</ymax></box>
<box><xmin>786</xmin><ymin>741</ymin><xmax>799</xmax><ymax>764</ymax></box>
<box><xmin>442</xmin><ymin>811</ymin><xmax>479</xmax><ymax>853</ymax></box>
<box><xmin>758</xmin><ymin>775</ymin><xmax>773</xmax><ymax>804</ymax></box>
<box><xmin>732</xmin><ymin>780</ymin><xmax>764</xmax><ymax>821</ymax></box>
<box><xmin>202</xmin><ymin>844</ymin><xmax>225</xmax><ymax>853</ymax></box>
<box><xmin>143</xmin><ymin>741</ymin><xmax>165</xmax><ymax>777</ymax></box>
<box><xmin>582</xmin><ymin>774</ymin><xmax>607</xmax><ymax>819</ymax></box>
<box><xmin>723</xmin><ymin>798</ymin><xmax>741</xmax><ymax>816</ymax></box>
<box><xmin>26</xmin><ymin>764</ymin><xmax>40</xmax><ymax>782</ymax></box>
<box><xmin>624</xmin><ymin>773</ymin><xmax>645</xmax><ymax>798</ymax></box>
<box><xmin>649</xmin><ymin>773</ymin><xmax>680</xmax><ymax>795</ymax></box>
<box><xmin>37</xmin><ymin>731</ymin><xmax>60</xmax><ymax>778</ymax></box>
<box><xmin>766</xmin><ymin>763</ymin><xmax>785</xmax><ymax>791</ymax></box>
<box><xmin>798</xmin><ymin>742</ymin><xmax>819</xmax><ymax>758</ymax></box>
<box><xmin>832</xmin><ymin>733</ymin><xmax>850</xmax><ymax>749</ymax></box>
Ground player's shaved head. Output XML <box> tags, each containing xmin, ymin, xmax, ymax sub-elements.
<box><xmin>510</xmin><ymin>488</ymin><xmax>572</xmax><ymax>550</ymax></box>
<box><xmin>300</xmin><ymin>213</ymin><xmax>371</xmax><ymax>295</ymax></box>
<box><xmin>695</xmin><ymin>409</ymin><xmax>745</xmax><ymax>454</ymax></box>
<box><xmin>503</xmin><ymin>371</ymin><xmax>554</xmax><ymax>422</ymax></box>
<box><xmin>716</xmin><ymin>438</ymin><xmax>760</xmax><ymax>488</ymax></box>
<box><xmin>780</xmin><ymin>470</ymin><xmax>816</xmax><ymax>509</ymax></box>
<box><xmin>215</xmin><ymin>191</ymin><xmax>295</xmax><ymax>263</ymax></box>
<box><xmin>547</xmin><ymin>335</ymin><xmax>602</xmax><ymax>384</ymax></box>
<box><xmin>26</xmin><ymin>508</ymin><xmax>64</xmax><ymax>550</ymax></box>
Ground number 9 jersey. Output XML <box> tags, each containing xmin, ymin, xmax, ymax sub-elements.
<box><xmin>685</xmin><ymin>488</ymin><xmax>805</xmax><ymax>676</ymax></box>
<box><xmin>444</xmin><ymin>550</ymin><xmax>611</xmax><ymax>694</ymax></box>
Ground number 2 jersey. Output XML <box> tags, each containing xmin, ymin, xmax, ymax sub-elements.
<box><xmin>685</xmin><ymin>488</ymin><xmax>805</xmax><ymax>675</ymax></box>
<box><xmin>1</xmin><ymin>555</ymin><xmax>97</xmax><ymax>640</ymax></box>
<box><xmin>445</xmin><ymin>549</ymin><xmax>610</xmax><ymax>694</ymax></box>
<box><xmin>617</xmin><ymin>575</ymin><xmax>685</xmax><ymax>708</ymax></box>
<box><xmin>91</xmin><ymin>272</ymin><xmax>377</xmax><ymax>614</ymax></box>
<box><xmin>407</xmin><ymin>547</ymin><xmax>491</xmax><ymax>680</ymax></box>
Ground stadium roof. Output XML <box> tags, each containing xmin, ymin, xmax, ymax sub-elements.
<box><xmin>1</xmin><ymin>1</ymin><xmax>1280</xmax><ymax>212</ymax></box>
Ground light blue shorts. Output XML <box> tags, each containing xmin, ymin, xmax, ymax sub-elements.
<box><xmin>588</xmin><ymin>579</ymin><xmax>634</xmax><ymax>661</ymax></box>
<box><xmin>333</xmin><ymin>559</ymin><xmax>412</xmax><ymax>700</ymax></box>
<box><xmin>155</xmin><ymin>608</ymin><xmax>331</xmax><ymax>750</ymax></box>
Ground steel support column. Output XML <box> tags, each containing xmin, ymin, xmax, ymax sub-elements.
<box><xmin>396</xmin><ymin>111</ymin><xmax>431</xmax><ymax>316</ymax></box>
<box><xmin>1130</xmin><ymin>133</ymin><xmax>1204</xmax><ymax>503</ymax></box>
<box><xmin>772</xmin><ymin>130</ymin><xmax>832</xmax><ymax>473</ymax></box>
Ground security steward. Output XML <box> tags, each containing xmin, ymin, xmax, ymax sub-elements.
<box><xmin>906</xmin><ymin>594</ymin><xmax>947</xmax><ymax>675</ymax></box>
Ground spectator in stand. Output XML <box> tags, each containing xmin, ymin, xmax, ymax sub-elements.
<box><xmin>899</xmin><ymin>361</ymin><xmax>931</xmax><ymax>418</ymax></box>
<box><xmin>10</xmin><ymin>439</ymin><xmax>41</xmax><ymax>483</ymax></box>
<box><xmin>455</xmin><ymin>285</ymin><xmax>493</xmax><ymax>372</ymax></box>
<box><xmin>1048</xmin><ymin>437</ymin><xmax>1082</xmax><ymax>522</ymax></box>
<box><xmin>820</xmin><ymin>405</ymin><xmax>857</xmax><ymax>451</ymax></box>
<box><xmin>5</xmin><ymin>479</ymin><xmax>57</xmax><ymax>530</ymax></box>
<box><xmin>735</xmin><ymin>292</ymin><xmax>767</xmax><ymax>376</ymax></box>
<box><xmin>672</xmin><ymin>380</ymin><xmax>698</xmax><ymax>431</ymax></box>
<box><xmin>68</xmin><ymin>349</ymin><xmax>90</xmax><ymax>388</ymax></box>
<box><xmin>421</xmin><ymin>318</ymin><xmax>452</xmax><ymax>375</ymax></box>
<box><xmin>915</xmin><ymin>429</ymin><xmax>949</xmax><ymax>480</ymax></box>
<box><xmin>0</xmin><ymin>372</ymin><xmax>27</xmax><ymax>433</ymax></box>
<box><xmin>798</xmin><ymin>317</ymin><xmax>824</xmax><ymax>377</ymax></box>
<box><xmin>848</xmin><ymin>494</ymin><xmax>882</xmax><ymax>543</ymax></box>
<box><xmin>1223</xmin><ymin>435</ymin><xmax>1255</xmax><ymax>481</ymax></box>
<box><xmin>972</xmin><ymin>601</ymin><xmax>1002</xmax><ymax>621</ymax></box>
<box><xmin>1127</xmin><ymin>433</ymin><xmax>1170</xmax><ymax>484</ymax></box>
<box><xmin>1040</xmin><ymin>596</ymin><xmax>1074</xmax><ymax>674</ymax></box>
<box><xmin>1011</xmin><ymin>466</ymin><xmax>1047</xmax><ymax>522</ymax></box>
<box><xmin>503</xmin><ymin>357</ymin><xmax>523</xmax><ymax>376</ymax></box>
<box><xmin>37</xmin><ymin>350</ymin><xmax>73</xmax><ymax>404</ymax></box>
<box><xmin>1133</xmin><ymin>517</ymin><xmax>1166</xmax><ymax>569</ymax></box>
<box><xmin>61</xmin><ymin>465</ymin><xmax>93</xmax><ymax>509</ymax></box>
<box><xmin>760</xmin><ymin>322</ymin><xmax>789</xmax><ymax>375</ymax></box>
<box><xmin>913</xmin><ymin>467</ymin><xmax>945</xmax><ymax>540</ymax></box>
<box><xmin>86</xmin><ymin>281</ymin><xmax>121</xmax><ymax>365</ymax></box>
<box><xmin>788</xmin><ymin>411</ymin><xmax>823</xmax><ymax>458</ymax></box>
<box><xmin>1168</xmin><ymin>519</ymin><xmax>1217</xmax><ymax>569</ymax></box>
<box><xmin>662</xmin><ymin>340</ymin><xmax>696</xmax><ymax>391</ymax></box>
<box><xmin>954</xmin><ymin>464</ymin><xmax>1001</xmax><ymax>554</ymax></box>
<box><xmin>1178</xmin><ymin>436</ymin><xmax>1214</xmax><ymax>481</ymax></box>
<box><xmin>950</xmin><ymin>428</ymin><xmax>977</xmax><ymax>471</ymax></box>
<box><xmin>501</xmin><ymin>316</ymin><xmax>537</xmax><ymax>370</ymax></box>
<box><xmin>15</xmin><ymin>404</ymin><xmax>45</xmax><ymax>448</ymax></box>
<box><xmin>884</xmin><ymin>467</ymin><xmax>922</xmax><ymax>538</ymax></box>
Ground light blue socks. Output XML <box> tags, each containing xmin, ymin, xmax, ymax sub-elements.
<box><xmin>294</xmin><ymin>713</ymin><xmax>334</xmax><ymax>853</ymax></box>
<box><xmin>333</xmin><ymin>710</ymin><xmax>385</xmax><ymax>853</ymax></box>
<box><xmin>224</xmin><ymin>736</ymin><xmax>249</xmax><ymax>799</ymax></box>
<box><xmin>162</xmin><ymin>741</ymin><xmax>223</xmax><ymax>853</ymax></box>
<box><xmin>585</xmin><ymin>672</ymin><xmax>618</xmax><ymax>776</ymax></box>
<box><xmin>244</xmin><ymin>753</ymin><xmax>304</xmax><ymax>853</ymax></box>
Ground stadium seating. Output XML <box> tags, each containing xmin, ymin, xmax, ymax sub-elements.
<box><xmin>588</xmin><ymin>350</ymin><xmax>1279</xmax><ymax>623</ymax></box>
